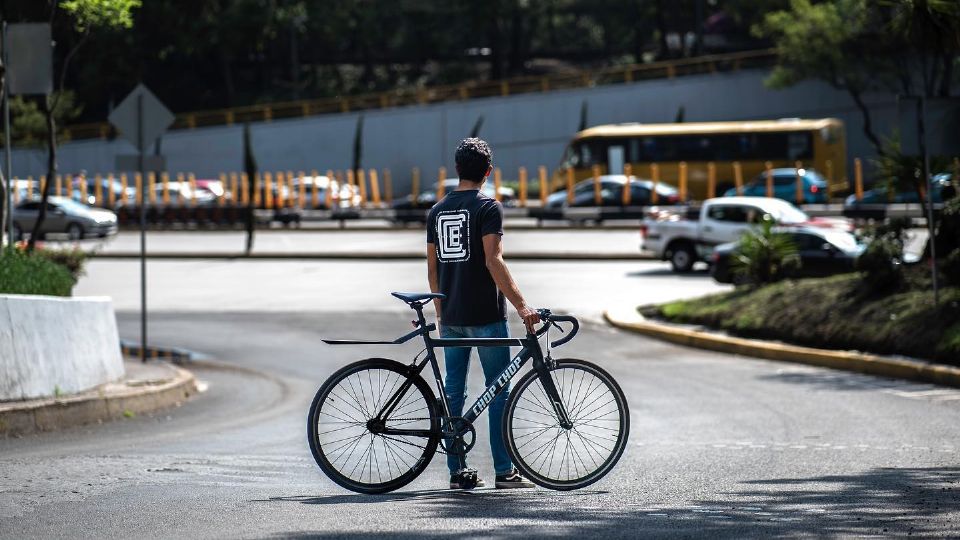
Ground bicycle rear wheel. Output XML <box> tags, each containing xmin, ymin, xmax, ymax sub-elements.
<box><xmin>503</xmin><ymin>359</ymin><xmax>629</xmax><ymax>490</ymax></box>
<box><xmin>307</xmin><ymin>358</ymin><xmax>440</xmax><ymax>494</ymax></box>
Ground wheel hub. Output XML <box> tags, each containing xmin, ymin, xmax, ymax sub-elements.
<box><xmin>366</xmin><ymin>418</ymin><xmax>385</xmax><ymax>433</ymax></box>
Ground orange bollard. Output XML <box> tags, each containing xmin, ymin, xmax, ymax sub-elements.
<box><xmin>188</xmin><ymin>173</ymin><xmax>198</xmax><ymax>206</ymax></box>
<box><xmin>308</xmin><ymin>169</ymin><xmax>318</xmax><ymax>208</ymax></box>
<box><xmin>517</xmin><ymin>167</ymin><xmax>526</xmax><ymax>207</ymax></box>
<box><xmin>229</xmin><ymin>172</ymin><xmax>239</xmax><ymax>204</ymax></box>
<box><xmin>108</xmin><ymin>173</ymin><xmax>116</xmax><ymax>207</ymax></box>
<box><xmin>384</xmin><ymin>169</ymin><xmax>393</xmax><ymax>202</ymax></box>
<box><xmin>147</xmin><ymin>172</ymin><xmax>157</xmax><ymax>204</ymax></box>
<box><xmin>219</xmin><ymin>173</ymin><xmax>228</xmax><ymax>206</ymax></box>
<box><xmin>357</xmin><ymin>169</ymin><xmax>368</xmax><ymax>208</ymax></box>
<box><xmin>854</xmin><ymin>158</ymin><xmax>864</xmax><ymax>201</ymax></box>
<box><xmin>161</xmin><ymin>172</ymin><xmax>171</xmax><ymax>205</ymax></box>
<box><xmin>240</xmin><ymin>173</ymin><xmax>250</xmax><ymax>205</ymax></box>
<box><xmin>679</xmin><ymin>161</ymin><xmax>688</xmax><ymax>202</ymax></box>
<box><xmin>264</xmin><ymin>172</ymin><xmax>274</xmax><ymax>209</ymax></box>
<box><xmin>94</xmin><ymin>174</ymin><xmax>103</xmax><ymax>206</ymax></box>
<box><xmin>120</xmin><ymin>174</ymin><xmax>128</xmax><ymax>204</ymax></box>
<box><xmin>538</xmin><ymin>167</ymin><xmax>548</xmax><ymax>207</ymax></box>
<box><xmin>592</xmin><ymin>164</ymin><xmax>602</xmax><ymax>206</ymax></box>
<box><xmin>795</xmin><ymin>161</ymin><xmax>804</xmax><ymax>204</ymax></box>
<box><xmin>764</xmin><ymin>161</ymin><xmax>774</xmax><ymax>198</ymax></box>
<box><xmin>622</xmin><ymin>163</ymin><xmax>632</xmax><ymax>205</ymax></box>
<box><xmin>325</xmin><ymin>169</ymin><xmax>335</xmax><ymax>208</ymax></box>
<box><xmin>298</xmin><ymin>171</ymin><xmax>307</xmax><ymax>208</ymax></box>
<box><xmin>287</xmin><ymin>171</ymin><xmax>296</xmax><ymax>208</ymax></box>
<box><xmin>135</xmin><ymin>172</ymin><xmax>143</xmax><ymax>206</ymax></box>
<box><xmin>706</xmin><ymin>162</ymin><xmax>716</xmax><ymax>199</ymax></box>
<box><xmin>733</xmin><ymin>162</ymin><xmax>743</xmax><ymax>196</ymax></box>
<box><xmin>566</xmin><ymin>167</ymin><xmax>575</xmax><ymax>205</ymax></box>
<box><xmin>334</xmin><ymin>170</ymin><xmax>345</xmax><ymax>206</ymax></box>
<box><xmin>252</xmin><ymin>173</ymin><xmax>261</xmax><ymax>206</ymax></box>
<box><xmin>54</xmin><ymin>174</ymin><xmax>62</xmax><ymax>197</ymax></box>
<box><xmin>274</xmin><ymin>172</ymin><xmax>285</xmax><ymax>208</ymax></box>
<box><xmin>650</xmin><ymin>163</ymin><xmax>660</xmax><ymax>204</ymax></box>
<box><xmin>369</xmin><ymin>169</ymin><xmax>381</xmax><ymax>206</ymax></box>
<box><xmin>79</xmin><ymin>173</ymin><xmax>88</xmax><ymax>204</ymax></box>
<box><xmin>437</xmin><ymin>167</ymin><xmax>446</xmax><ymax>199</ymax></box>
<box><xmin>493</xmin><ymin>167</ymin><xmax>502</xmax><ymax>202</ymax></box>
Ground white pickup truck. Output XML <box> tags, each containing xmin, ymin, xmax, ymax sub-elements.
<box><xmin>640</xmin><ymin>196</ymin><xmax>851</xmax><ymax>272</ymax></box>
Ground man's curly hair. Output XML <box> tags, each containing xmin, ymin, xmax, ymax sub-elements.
<box><xmin>455</xmin><ymin>138</ymin><xmax>492</xmax><ymax>182</ymax></box>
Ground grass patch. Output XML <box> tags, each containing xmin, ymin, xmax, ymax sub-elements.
<box><xmin>0</xmin><ymin>247</ymin><xmax>77</xmax><ymax>297</ymax></box>
<box><xmin>643</xmin><ymin>269</ymin><xmax>960</xmax><ymax>365</ymax></box>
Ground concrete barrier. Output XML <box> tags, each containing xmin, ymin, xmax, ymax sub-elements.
<box><xmin>0</xmin><ymin>295</ymin><xmax>124</xmax><ymax>401</ymax></box>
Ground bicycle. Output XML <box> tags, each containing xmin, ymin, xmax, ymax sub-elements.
<box><xmin>307</xmin><ymin>292</ymin><xmax>630</xmax><ymax>494</ymax></box>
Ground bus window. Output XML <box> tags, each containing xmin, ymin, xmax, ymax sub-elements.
<box><xmin>787</xmin><ymin>133</ymin><xmax>812</xmax><ymax>160</ymax></box>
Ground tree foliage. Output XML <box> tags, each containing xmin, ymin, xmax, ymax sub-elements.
<box><xmin>729</xmin><ymin>217</ymin><xmax>801</xmax><ymax>285</ymax></box>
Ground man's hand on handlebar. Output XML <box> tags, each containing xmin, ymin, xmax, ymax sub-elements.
<box><xmin>517</xmin><ymin>305</ymin><xmax>541</xmax><ymax>334</ymax></box>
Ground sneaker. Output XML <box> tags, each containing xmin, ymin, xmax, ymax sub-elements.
<box><xmin>449</xmin><ymin>472</ymin><xmax>486</xmax><ymax>489</ymax></box>
<box><xmin>495</xmin><ymin>469</ymin><xmax>535</xmax><ymax>489</ymax></box>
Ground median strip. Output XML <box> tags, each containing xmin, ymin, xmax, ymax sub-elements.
<box><xmin>92</xmin><ymin>251</ymin><xmax>656</xmax><ymax>261</ymax></box>
<box><xmin>604</xmin><ymin>305</ymin><xmax>960</xmax><ymax>389</ymax></box>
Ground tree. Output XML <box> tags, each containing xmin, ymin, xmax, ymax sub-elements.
<box><xmin>756</xmin><ymin>0</ymin><xmax>960</xmax><ymax>157</ymax></box>
<box><xmin>27</xmin><ymin>0</ymin><xmax>140</xmax><ymax>251</ymax></box>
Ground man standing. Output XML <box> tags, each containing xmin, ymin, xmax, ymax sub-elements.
<box><xmin>426</xmin><ymin>138</ymin><xmax>540</xmax><ymax>490</ymax></box>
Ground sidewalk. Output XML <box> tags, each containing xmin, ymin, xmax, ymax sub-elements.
<box><xmin>0</xmin><ymin>358</ymin><xmax>198</xmax><ymax>437</ymax></box>
<box><xmin>604</xmin><ymin>305</ymin><xmax>960</xmax><ymax>389</ymax></box>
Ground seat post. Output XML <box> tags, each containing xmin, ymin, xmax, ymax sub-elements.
<box><xmin>412</xmin><ymin>302</ymin><xmax>428</xmax><ymax>327</ymax></box>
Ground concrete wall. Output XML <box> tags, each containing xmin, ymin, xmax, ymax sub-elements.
<box><xmin>0</xmin><ymin>295</ymin><xmax>124</xmax><ymax>401</ymax></box>
<box><xmin>8</xmin><ymin>68</ymin><xmax>900</xmax><ymax>194</ymax></box>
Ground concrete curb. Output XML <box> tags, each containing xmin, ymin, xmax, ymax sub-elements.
<box><xmin>0</xmin><ymin>363</ymin><xmax>198</xmax><ymax>437</ymax></box>
<box><xmin>603</xmin><ymin>305</ymin><xmax>960</xmax><ymax>389</ymax></box>
<box><xmin>92</xmin><ymin>251</ymin><xmax>655</xmax><ymax>261</ymax></box>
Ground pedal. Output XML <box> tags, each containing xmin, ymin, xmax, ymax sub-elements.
<box><xmin>454</xmin><ymin>468</ymin><xmax>479</xmax><ymax>489</ymax></box>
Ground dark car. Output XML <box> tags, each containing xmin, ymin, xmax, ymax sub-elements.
<box><xmin>710</xmin><ymin>226</ymin><xmax>864</xmax><ymax>284</ymax></box>
<box><xmin>545</xmin><ymin>175</ymin><xmax>681</xmax><ymax>208</ymax></box>
<box><xmin>391</xmin><ymin>178</ymin><xmax>515</xmax><ymax>223</ymax></box>
<box><xmin>844</xmin><ymin>173</ymin><xmax>955</xmax><ymax>207</ymax></box>
<box><xmin>723</xmin><ymin>168</ymin><xmax>829</xmax><ymax>204</ymax></box>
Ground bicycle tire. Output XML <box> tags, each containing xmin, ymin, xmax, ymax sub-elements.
<box><xmin>503</xmin><ymin>359</ymin><xmax>629</xmax><ymax>490</ymax></box>
<box><xmin>307</xmin><ymin>358</ymin><xmax>441</xmax><ymax>494</ymax></box>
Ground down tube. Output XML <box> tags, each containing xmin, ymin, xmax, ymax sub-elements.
<box><xmin>462</xmin><ymin>347</ymin><xmax>533</xmax><ymax>424</ymax></box>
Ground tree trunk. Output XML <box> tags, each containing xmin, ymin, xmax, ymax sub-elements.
<box><xmin>28</xmin><ymin>96</ymin><xmax>56</xmax><ymax>252</ymax></box>
<box><xmin>848</xmin><ymin>87</ymin><xmax>885</xmax><ymax>157</ymax></box>
<box><xmin>0</xmin><ymin>51</ymin><xmax>5</xmax><ymax>245</ymax></box>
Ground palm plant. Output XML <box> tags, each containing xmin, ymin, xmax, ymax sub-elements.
<box><xmin>729</xmin><ymin>217</ymin><xmax>801</xmax><ymax>285</ymax></box>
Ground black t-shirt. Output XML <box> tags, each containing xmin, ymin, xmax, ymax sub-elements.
<box><xmin>426</xmin><ymin>189</ymin><xmax>506</xmax><ymax>326</ymax></box>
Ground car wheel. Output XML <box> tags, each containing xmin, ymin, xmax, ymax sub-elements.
<box><xmin>669</xmin><ymin>243</ymin><xmax>696</xmax><ymax>273</ymax></box>
<box><xmin>66</xmin><ymin>223</ymin><xmax>84</xmax><ymax>241</ymax></box>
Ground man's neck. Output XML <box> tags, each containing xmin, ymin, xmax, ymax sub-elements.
<box><xmin>456</xmin><ymin>179</ymin><xmax>484</xmax><ymax>191</ymax></box>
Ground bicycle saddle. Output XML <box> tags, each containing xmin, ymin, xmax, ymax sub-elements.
<box><xmin>391</xmin><ymin>292</ymin><xmax>446</xmax><ymax>305</ymax></box>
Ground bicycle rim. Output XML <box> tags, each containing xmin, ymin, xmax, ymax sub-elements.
<box><xmin>308</xmin><ymin>358</ymin><xmax>439</xmax><ymax>494</ymax></box>
<box><xmin>504</xmin><ymin>359</ymin><xmax>629</xmax><ymax>490</ymax></box>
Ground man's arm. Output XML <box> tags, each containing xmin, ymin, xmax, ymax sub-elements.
<box><xmin>482</xmin><ymin>234</ymin><xmax>540</xmax><ymax>333</ymax></box>
<box><xmin>426</xmin><ymin>243</ymin><xmax>442</xmax><ymax>322</ymax></box>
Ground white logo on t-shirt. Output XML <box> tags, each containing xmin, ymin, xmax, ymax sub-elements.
<box><xmin>437</xmin><ymin>210</ymin><xmax>469</xmax><ymax>262</ymax></box>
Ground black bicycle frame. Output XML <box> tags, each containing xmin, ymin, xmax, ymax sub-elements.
<box><xmin>323</xmin><ymin>305</ymin><xmax>574</xmax><ymax>442</ymax></box>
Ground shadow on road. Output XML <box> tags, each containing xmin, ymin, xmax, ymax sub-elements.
<box><xmin>625</xmin><ymin>267</ymin><xmax>712</xmax><ymax>278</ymax></box>
<box><xmin>755</xmin><ymin>370</ymin><xmax>916</xmax><ymax>393</ymax></box>
<box><xmin>261</xmin><ymin>467</ymin><xmax>960</xmax><ymax>538</ymax></box>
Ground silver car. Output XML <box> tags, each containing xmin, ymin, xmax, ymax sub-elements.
<box><xmin>13</xmin><ymin>196</ymin><xmax>118</xmax><ymax>241</ymax></box>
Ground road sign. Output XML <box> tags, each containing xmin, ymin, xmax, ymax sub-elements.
<box><xmin>7</xmin><ymin>23</ymin><xmax>52</xmax><ymax>96</ymax></box>
<box><xmin>115</xmin><ymin>155</ymin><xmax>166</xmax><ymax>172</ymax></box>
<box><xmin>108</xmin><ymin>84</ymin><xmax>175</xmax><ymax>152</ymax></box>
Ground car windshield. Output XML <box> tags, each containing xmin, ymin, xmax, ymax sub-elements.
<box><xmin>53</xmin><ymin>198</ymin><xmax>89</xmax><ymax>212</ymax></box>
<box><xmin>772</xmin><ymin>204</ymin><xmax>809</xmax><ymax>224</ymax></box>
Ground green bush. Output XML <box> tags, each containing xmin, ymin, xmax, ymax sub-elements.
<box><xmin>34</xmin><ymin>247</ymin><xmax>87</xmax><ymax>281</ymax></box>
<box><xmin>0</xmin><ymin>247</ymin><xmax>77</xmax><ymax>297</ymax></box>
<box><xmin>936</xmin><ymin>198</ymin><xmax>960</xmax><ymax>286</ymax></box>
<box><xmin>729</xmin><ymin>218</ymin><xmax>800</xmax><ymax>285</ymax></box>
<box><xmin>856</xmin><ymin>217</ymin><xmax>910</xmax><ymax>294</ymax></box>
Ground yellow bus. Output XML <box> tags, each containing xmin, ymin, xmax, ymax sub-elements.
<box><xmin>554</xmin><ymin>118</ymin><xmax>847</xmax><ymax>200</ymax></box>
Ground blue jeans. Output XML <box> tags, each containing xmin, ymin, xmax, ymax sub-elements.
<box><xmin>441</xmin><ymin>319</ymin><xmax>513</xmax><ymax>476</ymax></box>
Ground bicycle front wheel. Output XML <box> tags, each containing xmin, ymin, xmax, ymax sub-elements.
<box><xmin>504</xmin><ymin>359</ymin><xmax>629</xmax><ymax>490</ymax></box>
<box><xmin>307</xmin><ymin>358</ymin><xmax>440</xmax><ymax>494</ymax></box>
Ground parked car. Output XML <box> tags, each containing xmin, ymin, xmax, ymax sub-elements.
<box><xmin>148</xmin><ymin>182</ymin><xmax>218</xmax><ymax>206</ymax></box>
<box><xmin>391</xmin><ymin>178</ymin><xmax>515</xmax><ymax>222</ymax></box>
<box><xmin>844</xmin><ymin>173</ymin><xmax>955</xmax><ymax>208</ymax></box>
<box><xmin>70</xmin><ymin>176</ymin><xmax>137</xmax><ymax>207</ymax></box>
<box><xmin>723</xmin><ymin>168</ymin><xmax>829</xmax><ymax>204</ymax></box>
<box><xmin>12</xmin><ymin>197</ymin><xmax>118</xmax><ymax>241</ymax></box>
<box><xmin>544</xmin><ymin>175</ymin><xmax>681</xmax><ymax>208</ymax></box>
<box><xmin>711</xmin><ymin>226</ymin><xmax>865</xmax><ymax>284</ymax></box>
<box><xmin>290</xmin><ymin>175</ymin><xmax>362</xmax><ymax>208</ymax></box>
<box><xmin>640</xmin><ymin>196</ymin><xmax>852</xmax><ymax>272</ymax></box>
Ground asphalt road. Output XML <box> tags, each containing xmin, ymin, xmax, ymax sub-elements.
<box><xmin>3</xmin><ymin>258</ymin><xmax>960</xmax><ymax>538</ymax></box>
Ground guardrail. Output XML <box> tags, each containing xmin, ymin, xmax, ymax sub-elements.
<box><xmin>60</xmin><ymin>49</ymin><xmax>777</xmax><ymax>142</ymax></box>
